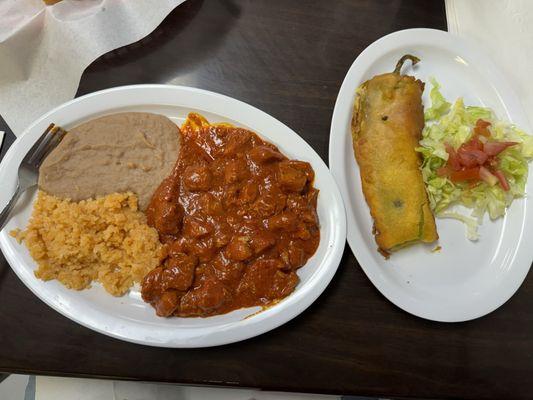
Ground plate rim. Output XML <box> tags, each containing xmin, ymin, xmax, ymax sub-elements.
<box><xmin>0</xmin><ymin>84</ymin><xmax>347</xmax><ymax>347</ymax></box>
<box><xmin>328</xmin><ymin>28</ymin><xmax>533</xmax><ymax>322</ymax></box>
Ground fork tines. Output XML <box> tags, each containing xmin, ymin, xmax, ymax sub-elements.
<box><xmin>24</xmin><ymin>123</ymin><xmax>68</xmax><ymax>168</ymax></box>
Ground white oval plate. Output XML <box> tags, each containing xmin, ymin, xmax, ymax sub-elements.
<box><xmin>329</xmin><ymin>28</ymin><xmax>533</xmax><ymax>322</ymax></box>
<box><xmin>0</xmin><ymin>85</ymin><xmax>346</xmax><ymax>347</ymax></box>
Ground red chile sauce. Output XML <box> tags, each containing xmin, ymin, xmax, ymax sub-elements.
<box><xmin>142</xmin><ymin>123</ymin><xmax>320</xmax><ymax>317</ymax></box>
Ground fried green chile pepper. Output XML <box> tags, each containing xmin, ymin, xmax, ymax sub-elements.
<box><xmin>351</xmin><ymin>55</ymin><xmax>438</xmax><ymax>256</ymax></box>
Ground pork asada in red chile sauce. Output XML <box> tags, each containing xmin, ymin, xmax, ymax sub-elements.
<box><xmin>142</xmin><ymin>115</ymin><xmax>320</xmax><ymax>317</ymax></box>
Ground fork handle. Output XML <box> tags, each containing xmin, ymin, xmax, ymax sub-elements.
<box><xmin>0</xmin><ymin>184</ymin><xmax>22</xmax><ymax>232</ymax></box>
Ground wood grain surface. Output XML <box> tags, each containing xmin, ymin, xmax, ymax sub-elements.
<box><xmin>2</xmin><ymin>1</ymin><xmax>532</xmax><ymax>399</ymax></box>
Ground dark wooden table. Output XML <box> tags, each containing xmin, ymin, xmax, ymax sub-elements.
<box><xmin>1</xmin><ymin>1</ymin><xmax>532</xmax><ymax>399</ymax></box>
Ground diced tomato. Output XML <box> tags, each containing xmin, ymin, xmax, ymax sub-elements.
<box><xmin>483</xmin><ymin>141</ymin><xmax>518</xmax><ymax>156</ymax></box>
<box><xmin>437</xmin><ymin>166</ymin><xmax>450</xmax><ymax>177</ymax></box>
<box><xmin>493</xmin><ymin>169</ymin><xmax>510</xmax><ymax>191</ymax></box>
<box><xmin>486</xmin><ymin>156</ymin><xmax>499</xmax><ymax>169</ymax></box>
<box><xmin>457</xmin><ymin>148</ymin><xmax>488</xmax><ymax>167</ymax></box>
<box><xmin>472</xmin><ymin>149</ymin><xmax>489</xmax><ymax>164</ymax></box>
<box><xmin>437</xmin><ymin>121</ymin><xmax>516</xmax><ymax>191</ymax></box>
<box><xmin>450</xmin><ymin>167</ymin><xmax>480</xmax><ymax>182</ymax></box>
<box><xmin>457</xmin><ymin>151</ymin><xmax>476</xmax><ymax>167</ymax></box>
<box><xmin>444</xmin><ymin>143</ymin><xmax>461</xmax><ymax>170</ymax></box>
<box><xmin>459</xmin><ymin>135</ymin><xmax>483</xmax><ymax>152</ymax></box>
<box><xmin>476</xmin><ymin>119</ymin><xmax>491</xmax><ymax>128</ymax></box>
<box><xmin>474</xmin><ymin>119</ymin><xmax>492</xmax><ymax>137</ymax></box>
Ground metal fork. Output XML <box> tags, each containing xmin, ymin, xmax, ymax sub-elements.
<box><xmin>0</xmin><ymin>124</ymin><xmax>67</xmax><ymax>231</ymax></box>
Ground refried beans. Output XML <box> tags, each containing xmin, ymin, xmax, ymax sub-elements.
<box><xmin>38</xmin><ymin>112</ymin><xmax>180</xmax><ymax>210</ymax></box>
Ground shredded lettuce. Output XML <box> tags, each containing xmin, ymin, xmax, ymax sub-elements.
<box><xmin>424</xmin><ymin>78</ymin><xmax>451</xmax><ymax>121</ymax></box>
<box><xmin>438</xmin><ymin>212</ymin><xmax>479</xmax><ymax>241</ymax></box>
<box><xmin>418</xmin><ymin>80</ymin><xmax>533</xmax><ymax>239</ymax></box>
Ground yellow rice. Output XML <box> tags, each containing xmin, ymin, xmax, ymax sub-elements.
<box><xmin>11</xmin><ymin>191</ymin><xmax>164</xmax><ymax>296</ymax></box>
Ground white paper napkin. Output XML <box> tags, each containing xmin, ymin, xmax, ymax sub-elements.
<box><xmin>446</xmin><ymin>0</ymin><xmax>533</xmax><ymax>127</ymax></box>
<box><xmin>0</xmin><ymin>0</ymin><xmax>186</xmax><ymax>136</ymax></box>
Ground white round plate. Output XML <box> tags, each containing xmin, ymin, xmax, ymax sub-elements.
<box><xmin>329</xmin><ymin>28</ymin><xmax>533</xmax><ymax>322</ymax></box>
<box><xmin>0</xmin><ymin>85</ymin><xmax>346</xmax><ymax>347</ymax></box>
